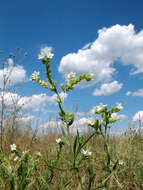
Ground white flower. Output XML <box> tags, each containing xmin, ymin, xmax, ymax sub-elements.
<box><xmin>38</xmin><ymin>52</ymin><xmax>45</xmax><ymax>59</ymax></box>
<box><xmin>22</xmin><ymin>150</ymin><xmax>29</xmax><ymax>154</ymax></box>
<box><xmin>82</xmin><ymin>149</ymin><xmax>92</xmax><ymax>156</ymax></box>
<box><xmin>89</xmin><ymin>73</ymin><xmax>94</xmax><ymax>80</ymax></box>
<box><xmin>38</xmin><ymin>50</ymin><xmax>54</xmax><ymax>59</ymax></box>
<box><xmin>30</xmin><ymin>71</ymin><xmax>40</xmax><ymax>81</ymax></box>
<box><xmin>35</xmin><ymin>151</ymin><xmax>42</xmax><ymax>157</ymax></box>
<box><xmin>10</xmin><ymin>144</ymin><xmax>16</xmax><ymax>151</ymax></box>
<box><xmin>56</xmin><ymin>138</ymin><xmax>62</xmax><ymax>144</ymax></box>
<box><xmin>14</xmin><ymin>156</ymin><xmax>19</xmax><ymax>161</ymax></box>
<box><xmin>88</xmin><ymin>152</ymin><xmax>92</xmax><ymax>156</ymax></box>
<box><xmin>31</xmin><ymin>71</ymin><xmax>40</xmax><ymax>78</ymax></box>
<box><xmin>46</xmin><ymin>52</ymin><xmax>54</xmax><ymax>59</ymax></box>
<box><xmin>111</xmin><ymin>113</ymin><xmax>119</xmax><ymax>120</ymax></box>
<box><xmin>119</xmin><ymin>160</ymin><xmax>124</xmax><ymax>165</ymax></box>
<box><xmin>86</xmin><ymin>117</ymin><xmax>95</xmax><ymax>125</ymax></box>
<box><xmin>94</xmin><ymin>104</ymin><xmax>107</xmax><ymax>112</ymax></box>
<box><xmin>116</xmin><ymin>103</ymin><xmax>123</xmax><ymax>110</ymax></box>
<box><xmin>67</xmin><ymin>72</ymin><xmax>76</xmax><ymax>80</ymax></box>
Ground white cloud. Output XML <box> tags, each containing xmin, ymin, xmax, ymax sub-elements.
<box><xmin>46</xmin><ymin>92</ymin><xmax>67</xmax><ymax>105</ymax></box>
<box><xmin>82</xmin><ymin>42</ymin><xmax>92</xmax><ymax>50</ymax></box>
<box><xmin>133</xmin><ymin>111</ymin><xmax>143</xmax><ymax>122</ymax></box>
<box><xmin>40</xmin><ymin>112</ymin><xmax>127</xmax><ymax>134</ymax></box>
<box><xmin>59</xmin><ymin>24</ymin><xmax>143</xmax><ymax>87</ymax></box>
<box><xmin>0</xmin><ymin>58</ymin><xmax>27</xmax><ymax>88</ymax></box>
<box><xmin>126</xmin><ymin>91</ymin><xmax>132</xmax><ymax>96</ymax></box>
<box><xmin>16</xmin><ymin>115</ymin><xmax>36</xmax><ymax>125</ymax></box>
<box><xmin>119</xmin><ymin>114</ymin><xmax>127</xmax><ymax>120</ymax></box>
<box><xmin>41</xmin><ymin>117</ymin><xmax>89</xmax><ymax>134</ymax></box>
<box><xmin>0</xmin><ymin>92</ymin><xmax>20</xmax><ymax>106</ymax></box>
<box><xmin>18</xmin><ymin>94</ymin><xmax>49</xmax><ymax>112</ymax></box>
<box><xmin>76</xmin><ymin>111</ymin><xmax>92</xmax><ymax>117</ymax></box>
<box><xmin>126</xmin><ymin>89</ymin><xmax>143</xmax><ymax>97</ymax></box>
<box><xmin>0</xmin><ymin>92</ymin><xmax>67</xmax><ymax>112</ymax></box>
<box><xmin>93</xmin><ymin>81</ymin><xmax>123</xmax><ymax>96</ymax></box>
<box><xmin>111</xmin><ymin>112</ymin><xmax>127</xmax><ymax>121</ymax></box>
<box><xmin>18</xmin><ymin>92</ymin><xmax>67</xmax><ymax>112</ymax></box>
<box><xmin>0</xmin><ymin>92</ymin><xmax>21</xmax><ymax>112</ymax></box>
<box><xmin>41</xmin><ymin>120</ymin><xmax>61</xmax><ymax>129</ymax></box>
<box><xmin>73</xmin><ymin>117</ymin><xmax>88</xmax><ymax>126</ymax></box>
<box><xmin>110</xmin><ymin>130</ymin><xmax>124</xmax><ymax>137</ymax></box>
<box><xmin>133</xmin><ymin>89</ymin><xmax>143</xmax><ymax>96</ymax></box>
<box><xmin>41</xmin><ymin>117</ymin><xmax>87</xmax><ymax>129</ymax></box>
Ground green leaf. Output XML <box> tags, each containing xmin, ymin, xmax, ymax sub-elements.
<box><xmin>73</xmin><ymin>135</ymin><xmax>78</xmax><ymax>157</ymax></box>
<box><xmin>76</xmin><ymin>132</ymin><xmax>96</xmax><ymax>156</ymax></box>
<box><xmin>60</xmin><ymin>84</ymin><xmax>65</xmax><ymax>91</ymax></box>
<box><xmin>25</xmin><ymin>180</ymin><xmax>35</xmax><ymax>190</ymax></box>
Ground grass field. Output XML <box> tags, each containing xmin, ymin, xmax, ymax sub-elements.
<box><xmin>0</xmin><ymin>124</ymin><xmax>143</xmax><ymax>190</ymax></box>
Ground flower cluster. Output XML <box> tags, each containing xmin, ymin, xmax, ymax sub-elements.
<box><xmin>116</xmin><ymin>102</ymin><xmax>123</xmax><ymax>110</ymax></box>
<box><xmin>88</xmin><ymin>73</ymin><xmax>94</xmax><ymax>80</ymax></box>
<box><xmin>22</xmin><ymin>150</ymin><xmax>29</xmax><ymax>155</ymax></box>
<box><xmin>94</xmin><ymin>103</ymin><xmax>107</xmax><ymax>113</ymax></box>
<box><xmin>86</xmin><ymin>117</ymin><xmax>95</xmax><ymax>126</ymax></box>
<box><xmin>14</xmin><ymin>156</ymin><xmax>19</xmax><ymax>162</ymax></box>
<box><xmin>118</xmin><ymin>160</ymin><xmax>124</xmax><ymax>165</ymax></box>
<box><xmin>38</xmin><ymin>50</ymin><xmax>54</xmax><ymax>60</ymax></box>
<box><xmin>111</xmin><ymin>113</ymin><xmax>119</xmax><ymax>120</ymax></box>
<box><xmin>30</xmin><ymin>71</ymin><xmax>40</xmax><ymax>81</ymax></box>
<box><xmin>109</xmin><ymin>113</ymin><xmax>120</xmax><ymax>122</ymax></box>
<box><xmin>56</xmin><ymin>138</ymin><xmax>62</xmax><ymax>144</ymax></box>
<box><xmin>10</xmin><ymin>144</ymin><xmax>16</xmax><ymax>151</ymax></box>
<box><xmin>66</xmin><ymin>72</ymin><xmax>76</xmax><ymax>80</ymax></box>
<box><xmin>35</xmin><ymin>151</ymin><xmax>42</xmax><ymax>157</ymax></box>
<box><xmin>82</xmin><ymin>149</ymin><xmax>92</xmax><ymax>156</ymax></box>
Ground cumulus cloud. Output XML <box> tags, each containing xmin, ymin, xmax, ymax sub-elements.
<box><xmin>76</xmin><ymin>111</ymin><xmax>92</xmax><ymax>117</ymax></box>
<box><xmin>132</xmin><ymin>111</ymin><xmax>143</xmax><ymax>122</ymax></box>
<box><xmin>18</xmin><ymin>94</ymin><xmax>50</xmax><ymax>112</ymax></box>
<box><xmin>73</xmin><ymin>117</ymin><xmax>88</xmax><ymax>126</ymax></box>
<box><xmin>0</xmin><ymin>58</ymin><xmax>27</xmax><ymax>88</ymax></box>
<box><xmin>111</xmin><ymin>112</ymin><xmax>127</xmax><ymax>121</ymax></box>
<box><xmin>41</xmin><ymin>117</ymin><xmax>87</xmax><ymax>129</ymax></box>
<box><xmin>126</xmin><ymin>91</ymin><xmax>132</xmax><ymax>96</ymax></box>
<box><xmin>0</xmin><ymin>92</ymin><xmax>21</xmax><ymax>113</ymax></box>
<box><xmin>40</xmin><ymin>112</ymin><xmax>127</xmax><ymax>134</ymax></box>
<box><xmin>0</xmin><ymin>92</ymin><xmax>67</xmax><ymax>112</ymax></box>
<box><xmin>41</xmin><ymin>117</ymin><xmax>89</xmax><ymax>134</ymax></box>
<box><xmin>16</xmin><ymin>114</ymin><xmax>36</xmax><ymax>125</ymax></box>
<box><xmin>46</xmin><ymin>92</ymin><xmax>67</xmax><ymax>105</ymax></box>
<box><xmin>126</xmin><ymin>89</ymin><xmax>143</xmax><ymax>97</ymax></box>
<box><xmin>19</xmin><ymin>92</ymin><xmax>67</xmax><ymax>112</ymax></box>
<box><xmin>59</xmin><ymin>24</ymin><xmax>143</xmax><ymax>88</ymax></box>
<box><xmin>0</xmin><ymin>92</ymin><xmax>20</xmax><ymax>108</ymax></box>
<box><xmin>93</xmin><ymin>81</ymin><xmax>123</xmax><ymax>96</ymax></box>
<box><xmin>41</xmin><ymin>120</ymin><xmax>61</xmax><ymax>129</ymax></box>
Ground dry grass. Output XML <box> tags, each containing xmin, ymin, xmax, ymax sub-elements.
<box><xmin>1</xmin><ymin>124</ymin><xmax>143</xmax><ymax>190</ymax></box>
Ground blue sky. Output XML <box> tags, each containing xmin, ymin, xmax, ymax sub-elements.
<box><xmin>1</xmin><ymin>0</ymin><xmax>143</xmax><ymax>132</ymax></box>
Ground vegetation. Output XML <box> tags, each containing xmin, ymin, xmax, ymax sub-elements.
<box><xmin>1</xmin><ymin>125</ymin><xmax>143</xmax><ymax>189</ymax></box>
<box><xmin>0</xmin><ymin>49</ymin><xmax>143</xmax><ymax>190</ymax></box>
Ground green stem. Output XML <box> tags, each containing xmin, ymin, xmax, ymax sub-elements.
<box><xmin>100</xmin><ymin>126</ymin><xmax>110</xmax><ymax>167</ymax></box>
<box><xmin>92</xmin><ymin>171</ymin><xmax>115</xmax><ymax>190</ymax></box>
<box><xmin>77</xmin><ymin>170</ymin><xmax>84</xmax><ymax>190</ymax></box>
<box><xmin>66</xmin><ymin>125</ymin><xmax>73</xmax><ymax>154</ymax></box>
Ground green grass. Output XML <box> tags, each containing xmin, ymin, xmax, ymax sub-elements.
<box><xmin>0</xmin><ymin>126</ymin><xmax>143</xmax><ymax>190</ymax></box>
